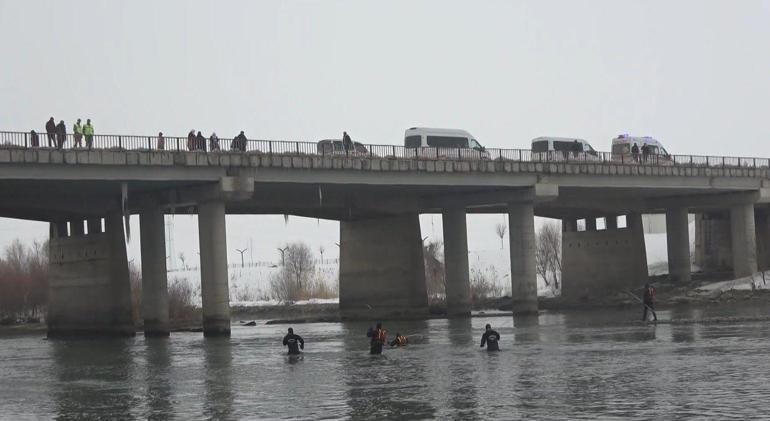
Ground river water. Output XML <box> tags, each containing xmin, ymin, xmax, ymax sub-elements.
<box><xmin>2</xmin><ymin>306</ymin><xmax>770</xmax><ymax>420</ymax></box>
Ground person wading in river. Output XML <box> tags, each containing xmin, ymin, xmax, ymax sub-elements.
<box><xmin>642</xmin><ymin>283</ymin><xmax>658</xmax><ymax>322</ymax></box>
<box><xmin>480</xmin><ymin>324</ymin><xmax>500</xmax><ymax>351</ymax></box>
<box><xmin>367</xmin><ymin>322</ymin><xmax>387</xmax><ymax>354</ymax></box>
<box><xmin>283</xmin><ymin>327</ymin><xmax>305</xmax><ymax>355</ymax></box>
<box><xmin>389</xmin><ymin>332</ymin><xmax>408</xmax><ymax>347</ymax></box>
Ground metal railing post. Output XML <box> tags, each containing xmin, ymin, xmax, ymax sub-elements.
<box><xmin>269</xmin><ymin>141</ymin><xmax>273</xmax><ymax>155</ymax></box>
<box><xmin>118</xmin><ymin>136</ymin><xmax>123</xmax><ymax>149</ymax></box>
<box><xmin>296</xmin><ymin>141</ymin><xmax>300</xmax><ymax>155</ymax></box>
<box><xmin>24</xmin><ymin>132</ymin><xmax>28</xmax><ymax>148</ymax></box>
<box><xmin>147</xmin><ymin>137</ymin><xmax>151</xmax><ymax>150</ymax></box>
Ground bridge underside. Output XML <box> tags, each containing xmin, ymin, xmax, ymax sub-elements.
<box><xmin>2</xmin><ymin>153</ymin><xmax>770</xmax><ymax>335</ymax></box>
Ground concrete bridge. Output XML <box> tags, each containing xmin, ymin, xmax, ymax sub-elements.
<box><xmin>1</xmin><ymin>130</ymin><xmax>769</xmax><ymax>336</ymax></box>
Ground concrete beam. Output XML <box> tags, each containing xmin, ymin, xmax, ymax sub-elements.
<box><xmin>442</xmin><ymin>208</ymin><xmax>471</xmax><ymax>316</ymax></box>
<box><xmin>198</xmin><ymin>201</ymin><xmax>231</xmax><ymax>336</ymax></box>
<box><xmin>508</xmin><ymin>201</ymin><xmax>538</xmax><ymax>314</ymax></box>
<box><xmin>140</xmin><ymin>209</ymin><xmax>169</xmax><ymax>336</ymax></box>
<box><xmin>730</xmin><ymin>203</ymin><xmax>758</xmax><ymax>278</ymax></box>
<box><xmin>666</xmin><ymin>208</ymin><xmax>691</xmax><ymax>283</ymax></box>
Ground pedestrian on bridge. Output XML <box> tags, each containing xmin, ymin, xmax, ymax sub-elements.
<box><xmin>55</xmin><ymin>120</ymin><xmax>66</xmax><ymax>149</ymax></box>
<box><xmin>231</xmin><ymin>131</ymin><xmax>247</xmax><ymax>152</ymax></box>
<box><xmin>196</xmin><ymin>131</ymin><xmax>206</xmax><ymax>152</ymax></box>
<box><xmin>641</xmin><ymin>144</ymin><xmax>650</xmax><ymax>163</ymax></box>
<box><xmin>30</xmin><ymin>130</ymin><xmax>40</xmax><ymax>148</ymax></box>
<box><xmin>342</xmin><ymin>131</ymin><xmax>353</xmax><ymax>154</ymax></box>
<box><xmin>631</xmin><ymin>143</ymin><xmax>640</xmax><ymax>163</ymax></box>
<box><xmin>73</xmin><ymin>118</ymin><xmax>83</xmax><ymax>148</ymax></box>
<box><xmin>83</xmin><ymin>119</ymin><xmax>94</xmax><ymax>149</ymax></box>
<box><xmin>45</xmin><ymin>117</ymin><xmax>56</xmax><ymax>148</ymax></box>
<box><xmin>187</xmin><ymin>130</ymin><xmax>196</xmax><ymax>151</ymax></box>
<box><xmin>209</xmin><ymin>132</ymin><xmax>220</xmax><ymax>151</ymax></box>
<box><xmin>157</xmin><ymin>132</ymin><xmax>165</xmax><ymax>150</ymax></box>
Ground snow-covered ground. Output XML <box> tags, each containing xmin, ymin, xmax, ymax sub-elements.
<box><xmin>697</xmin><ymin>272</ymin><xmax>770</xmax><ymax>292</ymax></box>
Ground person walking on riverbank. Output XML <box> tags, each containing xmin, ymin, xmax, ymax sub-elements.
<box><xmin>480</xmin><ymin>324</ymin><xmax>500</xmax><ymax>351</ymax></box>
<box><xmin>367</xmin><ymin>322</ymin><xmax>387</xmax><ymax>354</ymax></box>
<box><xmin>283</xmin><ymin>327</ymin><xmax>305</xmax><ymax>355</ymax></box>
<box><xmin>642</xmin><ymin>283</ymin><xmax>658</xmax><ymax>322</ymax></box>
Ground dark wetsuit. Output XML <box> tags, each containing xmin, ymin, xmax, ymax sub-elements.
<box><xmin>481</xmin><ymin>330</ymin><xmax>500</xmax><ymax>351</ymax></box>
<box><xmin>367</xmin><ymin>328</ymin><xmax>386</xmax><ymax>354</ymax></box>
<box><xmin>642</xmin><ymin>287</ymin><xmax>658</xmax><ymax>321</ymax></box>
<box><xmin>283</xmin><ymin>333</ymin><xmax>304</xmax><ymax>355</ymax></box>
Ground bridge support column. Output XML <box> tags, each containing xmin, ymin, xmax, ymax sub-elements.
<box><xmin>442</xmin><ymin>208</ymin><xmax>471</xmax><ymax>317</ymax></box>
<box><xmin>509</xmin><ymin>202</ymin><xmax>538</xmax><ymax>314</ymax></box>
<box><xmin>730</xmin><ymin>203</ymin><xmax>758</xmax><ymax>278</ymax></box>
<box><xmin>605</xmin><ymin>215</ymin><xmax>618</xmax><ymax>230</ymax></box>
<box><xmin>666</xmin><ymin>208</ymin><xmax>691</xmax><ymax>283</ymax></box>
<box><xmin>585</xmin><ymin>218</ymin><xmax>597</xmax><ymax>231</ymax></box>
<box><xmin>47</xmin><ymin>212</ymin><xmax>135</xmax><ymax>337</ymax></box>
<box><xmin>198</xmin><ymin>201</ymin><xmax>231</xmax><ymax>336</ymax></box>
<box><xmin>694</xmin><ymin>212</ymin><xmax>732</xmax><ymax>272</ymax></box>
<box><xmin>140</xmin><ymin>209</ymin><xmax>169</xmax><ymax>336</ymax></box>
<box><xmin>339</xmin><ymin>213</ymin><xmax>428</xmax><ymax>319</ymax></box>
<box><xmin>562</xmin><ymin>218</ymin><xmax>577</xmax><ymax>232</ymax></box>
<box><xmin>562</xmin><ymin>212</ymin><xmax>648</xmax><ymax>300</ymax></box>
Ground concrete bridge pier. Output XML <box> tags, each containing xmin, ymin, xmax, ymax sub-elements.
<box><xmin>508</xmin><ymin>202</ymin><xmax>538</xmax><ymax>314</ymax></box>
<box><xmin>198</xmin><ymin>201</ymin><xmax>231</xmax><ymax>336</ymax></box>
<box><xmin>666</xmin><ymin>208</ymin><xmax>691</xmax><ymax>283</ymax></box>
<box><xmin>339</xmin><ymin>213</ymin><xmax>428</xmax><ymax>319</ymax></box>
<box><xmin>140</xmin><ymin>208</ymin><xmax>169</xmax><ymax>336</ymax></box>
<box><xmin>442</xmin><ymin>207</ymin><xmax>471</xmax><ymax>317</ymax></box>
<box><xmin>47</xmin><ymin>212</ymin><xmax>135</xmax><ymax>337</ymax></box>
<box><xmin>730</xmin><ymin>203</ymin><xmax>758</xmax><ymax>278</ymax></box>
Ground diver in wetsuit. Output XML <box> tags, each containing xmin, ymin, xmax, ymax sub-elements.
<box><xmin>283</xmin><ymin>327</ymin><xmax>305</xmax><ymax>355</ymax></box>
<box><xmin>480</xmin><ymin>324</ymin><xmax>500</xmax><ymax>351</ymax></box>
<box><xmin>367</xmin><ymin>322</ymin><xmax>387</xmax><ymax>354</ymax></box>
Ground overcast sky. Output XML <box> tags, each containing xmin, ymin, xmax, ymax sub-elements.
<box><xmin>1</xmin><ymin>0</ymin><xmax>769</xmax><ymax>266</ymax></box>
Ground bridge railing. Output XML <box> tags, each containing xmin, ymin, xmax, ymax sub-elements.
<box><xmin>1</xmin><ymin>130</ymin><xmax>767</xmax><ymax>169</ymax></box>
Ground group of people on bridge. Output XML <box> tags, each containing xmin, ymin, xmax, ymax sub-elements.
<box><xmin>29</xmin><ymin>117</ymin><xmax>95</xmax><ymax>149</ymax></box>
<box><xmin>281</xmin><ymin>322</ymin><xmax>502</xmax><ymax>356</ymax></box>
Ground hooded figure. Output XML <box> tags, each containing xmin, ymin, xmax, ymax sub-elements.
<box><xmin>480</xmin><ymin>324</ymin><xmax>500</xmax><ymax>351</ymax></box>
<box><xmin>283</xmin><ymin>327</ymin><xmax>305</xmax><ymax>355</ymax></box>
<box><xmin>209</xmin><ymin>132</ymin><xmax>220</xmax><ymax>151</ymax></box>
<box><xmin>55</xmin><ymin>120</ymin><xmax>66</xmax><ymax>149</ymax></box>
<box><xmin>45</xmin><ymin>117</ymin><xmax>56</xmax><ymax>147</ymax></box>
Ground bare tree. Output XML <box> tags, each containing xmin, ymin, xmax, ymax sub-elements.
<box><xmin>495</xmin><ymin>223</ymin><xmax>507</xmax><ymax>250</ymax></box>
<box><xmin>319</xmin><ymin>245</ymin><xmax>325</xmax><ymax>263</ymax></box>
<box><xmin>423</xmin><ymin>240</ymin><xmax>445</xmax><ymax>298</ymax></box>
<box><xmin>535</xmin><ymin>222</ymin><xmax>562</xmax><ymax>294</ymax></box>
<box><xmin>270</xmin><ymin>242</ymin><xmax>317</xmax><ymax>301</ymax></box>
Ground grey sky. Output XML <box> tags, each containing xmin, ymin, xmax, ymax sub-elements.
<box><xmin>1</xmin><ymin>0</ymin><xmax>769</xmax><ymax>264</ymax></box>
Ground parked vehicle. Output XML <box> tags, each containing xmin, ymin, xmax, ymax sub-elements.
<box><xmin>404</xmin><ymin>127</ymin><xmax>490</xmax><ymax>159</ymax></box>
<box><xmin>531</xmin><ymin>137</ymin><xmax>599</xmax><ymax>161</ymax></box>
<box><xmin>611</xmin><ymin>134</ymin><xmax>673</xmax><ymax>164</ymax></box>
<box><xmin>316</xmin><ymin>139</ymin><xmax>369</xmax><ymax>156</ymax></box>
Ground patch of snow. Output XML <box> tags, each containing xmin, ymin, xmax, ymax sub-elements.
<box><xmin>698</xmin><ymin>271</ymin><xmax>770</xmax><ymax>292</ymax></box>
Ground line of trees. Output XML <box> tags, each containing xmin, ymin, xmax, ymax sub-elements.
<box><xmin>0</xmin><ymin>240</ymin><xmax>48</xmax><ymax>323</ymax></box>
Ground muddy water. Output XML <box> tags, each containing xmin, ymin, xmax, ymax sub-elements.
<box><xmin>1</xmin><ymin>305</ymin><xmax>770</xmax><ymax>420</ymax></box>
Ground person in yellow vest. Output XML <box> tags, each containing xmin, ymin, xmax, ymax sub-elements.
<box><xmin>73</xmin><ymin>119</ymin><xmax>83</xmax><ymax>148</ymax></box>
<box><xmin>83</xmin><ymin>119</ymin><xmax>94</xmax><ymax>149</ymax></box>
<box><xmin>389</xmin><ymin>332</ymin><xmax>408</xmax><ymax>347</ymax></box>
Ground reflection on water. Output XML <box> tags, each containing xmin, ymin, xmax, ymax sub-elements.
<box><xmin>2</xmin><ymin>307</ymin><xmax>770</xmax><ymax>419</ymax></box>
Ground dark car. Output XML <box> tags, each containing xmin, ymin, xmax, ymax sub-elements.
<box><xmin>317</xmin><ymin>139</ymin><xmax>369</xmax><ymax>156</ymax></box>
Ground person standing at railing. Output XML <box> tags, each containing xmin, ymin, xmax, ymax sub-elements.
<box><xmin>45</xmin><ymin>117</ymin><xmax>56</xmax><ymax>148</ymax></box>
<box><xmin>83</xmin><ymin>119</ymin><xmax>94</xmax><ymax>149</ymax></box>
<box><xmin>342</xmin><ymin>131</ymin><xmax>353</xmax><ymax>154</ymax></box>
<box><xmin>187</xmin><ymin>130</ymin><xmax>196</xmax><ymax>151</ymax></box>
<box><xmin>30</xmin><ymin>130</ymin><xmax>40</xmax><ymax>148</ymax></box>
<box><xmin>72</xmin><ymin>119</ymin><xmax>83</xmax><ymax>148</ymax></box>
<box><xmin>631</xmin><ymin>143</ymin><xmax>640</xmax><ymax>163</ymax></box>
<box><xmin>157</xmin><ymin>132</ymin><xmax>165</xmax><ymax>150</ymax></box>
<box><xmin>209</xmin><ymin>132</ymin><xmax>220</xmax><ymax>151</ymax></box>
<box><xmin>55</xmin><ymin>120</ymin><xmax>66</xmax><ymax>150</ymax></box>
<box><xmin>231</xmin><ymin>131</ymin><xmax>247</xmax><ymax>152</ymax></box>
<box><xmin>196</xmin><ymin>131</ymin><xmax>206</xmax><ymax>152</ymax></box>
<box><xmin>641</xmin><ymin>144</ymin><xmax>649</xmax><ymax>163</ymax></box>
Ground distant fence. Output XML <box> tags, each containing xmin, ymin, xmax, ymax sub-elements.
<box><xmin>167</xmin><ymin>258</ymin><xmax>340</xmax><ymax>273</ymax></box>
<box><xmin>1</xmin><ymin>130</ymin><xmax>768</xmax><ymax>169</ymax></box>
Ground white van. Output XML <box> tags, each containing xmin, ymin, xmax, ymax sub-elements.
<box><xmin>404</xmin><ymin>127</ymin><xmax>490</xmax><ymax>159</ymax></box>
<box><xmin>611</xmin><ymin>134</ymin><xmax>673</xmax><ymax>164</ymax></box>
<box><xmin>531</xmin><ymin>137</ymin><xmax>599</xmax><ymax>161</ymax></box>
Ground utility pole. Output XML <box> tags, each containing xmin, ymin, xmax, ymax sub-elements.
<box><xmin>277</xmin><ymin>246</ymin><xmax>288</xmax><ymax>266</ymax></box>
